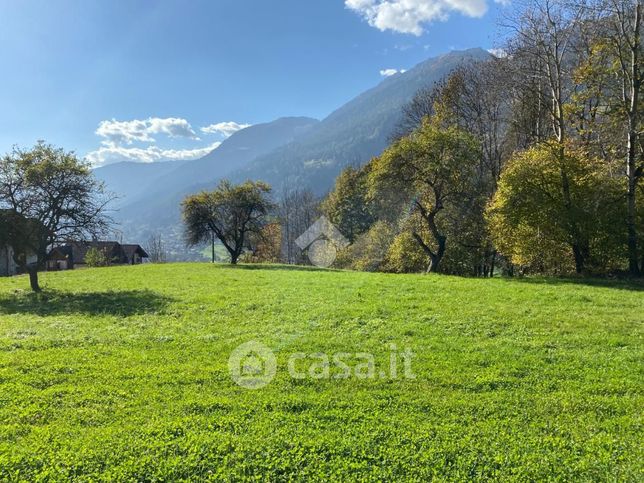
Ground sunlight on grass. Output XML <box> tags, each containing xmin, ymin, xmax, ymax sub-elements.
<box><xmin>0</xmin><ymin>264</ymin><xmax>642</xmax><ymax>480</ymax></box>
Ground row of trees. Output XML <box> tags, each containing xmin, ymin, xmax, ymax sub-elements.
<box><xmin>322</xmin><ymin>0</ymin><xmax>642</xmax><ymax>276</ymax></box>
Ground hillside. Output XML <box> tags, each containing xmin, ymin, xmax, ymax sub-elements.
<box><xmin>96</xmin><ymin>117</ymin><xmax>318</xmax><ymax>225</ymax></box>
<box><xmin>93</xmin><ymin>160</ymin><xmax>187</xmax><ymax>209</ymax></box>
<box><xmin>0</xmin><ymin>264</ymin><xmax>641</xmax><ymax>480</ymax></box>
<box><xmin>231</xmin><ymin>48</ymin><xmax>490</xmax><ymax>193</ymax></box>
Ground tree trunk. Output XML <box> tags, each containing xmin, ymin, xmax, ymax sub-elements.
<box><xmin>27</xmin><ymin>264</ymin><xmax>41</xmax><ymax>292</ymax></box>
<box><xmin>626</xmin><ymin>169</ymin><xmax>640</xmax><ymax>276</ymax></box>
<box><xmin>426</xmin><ymin>235</ymin><xmax>446</xmax><ymax>273</ymax></box>
<box><xmin>626</xmin><ymin>0</ymin><xmax>641</xmax><ymax>276</ymax></box>
<box><xmin>571</xmin><ymin>243</ymin><xmax>585</xmax><ymax>274</ymax></box>
<box><xmin>211</xmin><ymin>232</ymin><xmax>216</xmax><ymax>263</ymax></box>
<box><xmin>230</xmin><ymin>251</ymin><xmax>239</xmax><ymax>265</ymax></box>
<box><xmin>489</xmin><ymin>250</ymin><xmax>497</xmax><ymax>278</ymax></box>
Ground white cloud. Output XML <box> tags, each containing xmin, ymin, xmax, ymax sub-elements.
<box><xmin>200</xmin><ymin>121</ymin><xmax>252</xmax><ymax>138</ymax></box>
<box><xmin>380</xmin><ymin>68</ymin><xmax>407</xmax><ymax>77</ymax></box>
<box><xmin>346</xmin><ymin>0</ymin><xmax>489</xmax><ymax>35</ymax></box>
<box><xmin>96</xmin><ymin>117</ymin><xmax>198</xmax><ymax>145</ymax></box>
<box><xmin>87</xmin><ymin>141</ymin><xmax>221</xmax><ymax>167</ymax></box>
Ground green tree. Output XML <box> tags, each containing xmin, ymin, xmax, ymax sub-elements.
<box><xmin>182</xmin><ymin>180</ymin><xmax>274</xmax><ymax>265</ymax></box>
<box><xmin>369</xmin><ymin>119</ymin><xmax>481</xmax><ymax>273</ymax></box>
<box><xmin>322</xmin><ymin>165</ymin><xmax>375</xmax><ymax>242</ymax></box>
<box><xmin>487</xmin><ymin>142</ymin><xmax>625</xmax><ymax>274</ymax></box>
<box><xmin>0</xmin><ymin>142</ymin><xmax>113</xmax><ymax>291</ymax></box>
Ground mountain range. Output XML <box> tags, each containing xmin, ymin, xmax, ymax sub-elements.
<box><xmin>93</xmin><ymin>47</ymin><xmax>490</xmax><ymax>258</ymax></box>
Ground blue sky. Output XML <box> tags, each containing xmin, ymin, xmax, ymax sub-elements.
<box><xmin>0</xmin><ymin>0</ymin><xmax>507</xmax><ymax>166</ymax></box>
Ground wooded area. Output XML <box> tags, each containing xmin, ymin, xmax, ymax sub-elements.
<box><xmin>321</xmin><ymin>0</ymin><xmax>643</xmax><ymax>276</ymax></box>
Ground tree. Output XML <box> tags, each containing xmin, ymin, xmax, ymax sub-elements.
<box><xmin>0</xmin><ymin>142</ymin><xmax>114</xmax><ymax>291</ymax></box>
<box><xmin>0</xmin><ymin>210</ymin><xmax>46</xmax><ymax>287</ymax></box>
<box><xmin>244</xmin><ymin>223</ymin><xmax>282</xmax><ymax>263</ymax></box>
<box><xmin>394</xmin><ymin>86</ymin><xmax>439</xmax><ymax>139</ymax></box>
<box><xmin>503</xmin><ymin>0</ymin><xmax>603</xmax><ymax>275</ymax></box>
<box><xmin>334</xmin><ymin>220</ymin><xmax>397</xmax><ymax>272</ymax></box>
<box><xmin>487</xmin><ymin>142</ymin><xmax>625</xmax><ymax>274</ymax></box>
<box><xmin>182</xmin><ymin>180</ymin><xmax>274</xmax><ymax>264</ymax></box>
<box><xmin>504</xmin><ymin>0</ymin><xmax>584</xmax><ymax>145</ymax></box>
<box><xmin>146</xmin><ymin>233</ymin><xmax>167</xmax><ymax>263</ymax></box>
<box><xmin>278</xmin><ymin>184</ymin><xmax>319</xmax><ymax>264</ymax></box>
<box><xmin>322</xmin><ymin>165</ymin><xmax>375</xmax><ymax>243</ymax></box>
<box><xmin>573</xmin><ymin>0</ymin><xmax>643</xmax><ymax>274</ymax></box>
<box><xmin>369</xmin><ymin>119</ymin><xmax>481</xmax><ymax>273</ymax></box>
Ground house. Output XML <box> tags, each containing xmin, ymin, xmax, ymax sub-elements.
<box><xmin>0</xmin><ymin>209</ymin><xmax>41</xmax><ymax>277</ymax></box>
<box><xmin>46</xmin><ymin>241</ymin><xmax>149</xmax><ymax>270</ymax></box>
<box><xmin>121</xmin><ymin>244</ymin><xmax>149</xmax><ymax>265</ymax></box>
<box><xmin>0</xmin><ymin>245</ymin><xmax>38</xmax><ymax>276</ymax></box>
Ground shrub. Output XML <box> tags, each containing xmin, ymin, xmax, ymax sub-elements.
<box><xmin>84</xmin><ymin>247</ymin><xmax>110</xmax><ymax>267</ymax></box>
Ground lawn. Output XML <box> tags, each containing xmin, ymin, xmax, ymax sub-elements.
<box><xmin>0</xmin><ymin>264</ymin><xmax>642</xmax><ymax>481</ymax></box>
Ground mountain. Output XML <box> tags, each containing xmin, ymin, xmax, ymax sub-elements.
<box><xmin>93</xmin><ymin>160</ymin><xmax>187</xmax><ymax>209</ymax></box>
<box><xmin>124</xmin><ymin>116</ymin><xmax>319</xmax><ymax>213</ymax></box>
<box><xmin>95</xmin><ymin>116</ymin><xmax>318</xmax><ymax>213</ymax></box>
<box><xmin>97</xmin><ymin>48</ymin><xmax>490</xmax><ymax>258</ymax></box>
<box><xmin>100</xmin><ymin>117</ymin><xmax>318</xmax><ymax>251</ymax></box>
<box><xmin>230</xmin><ymin>48</ymin><xmax>490</xmax><ymax>194</ymax></box>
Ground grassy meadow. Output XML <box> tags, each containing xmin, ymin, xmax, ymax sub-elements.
<box><xmin>0</xmin><ymin>264</ymin><xmax>642</xmax><ymax>480</ymax></box>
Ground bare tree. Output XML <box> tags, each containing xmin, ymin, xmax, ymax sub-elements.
<box><xmin>504</xmin><ymin>0</ymin><xmax>585</xmax><ymax>143</ymax></box>
<box><xmin>602</xmin><ymin>0</ymin><xmax>642</xmax><ymax>275</ymax></box>
<box><xmin>278</xmin><ymin>182</ymin><xmax>320</xmax><ymax>264</ymax></box>
<box><xmin>146</xmin><ymin>233</ymin><xmax>167</xmax><ymax>263</ymax></box>
<box><xmin>393</xmin><ymin>86</ymin><xmax>440</xmax><ymax>140</ymax></box>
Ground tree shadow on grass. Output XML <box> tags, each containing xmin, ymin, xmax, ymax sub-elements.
<box><xmin>502</xmin><ymin>276</ymin><xmax>644</xmax><ymax>292</ymax></box>
<box><xmin>0</xmin><ymin>289</ymin><xmax>174</xmax><ymax>317</ymax></box>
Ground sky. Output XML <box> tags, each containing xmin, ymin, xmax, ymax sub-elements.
<box><xmin>0</xmin><ymin>0</ymin><xmax>509</xmax><ymax>167</ymax></box>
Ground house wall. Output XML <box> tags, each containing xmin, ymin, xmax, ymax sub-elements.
<box><xmin>0</xmin><ymin>246</ymin><xmax>38</xmax><ymax>276</ymax></box>
<box><xmin>0</xmin><ymin>246</ymin><xmax>17</xmax><ymax>276</ymax></box>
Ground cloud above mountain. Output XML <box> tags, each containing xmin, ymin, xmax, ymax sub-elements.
<box><xmin>200</xmin><ymin>121</ymin><xmax>252</xmax><ymax>137</ymax></box>
<box><xmin>346</xmin><ymin>0</ymin><xmax>489</xmax><ymax>35</ymax></box>
<box><xmin>380</xmin><ymin>68</ymin><xmax>406</xmax><ymax>77</ymax></box>
<box><xmin>86</xmin><ymin>141</ymin><xmax>221</xmax><ymax>166</ymax></box>
<box><xmin>96</xmin><ymin>117</ymin><xmax>198</xmax><ymax>145</ymax></box>
<box><xmin>86</xmin><ymin>116</ymin><xmax>253</xmax><ymax>166</ymax></box>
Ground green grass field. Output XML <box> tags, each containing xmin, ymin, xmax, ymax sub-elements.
<box><xmin>0</xmin><ymin>264</ymin><xmax>642</xmax><ymax>481</ymax></box>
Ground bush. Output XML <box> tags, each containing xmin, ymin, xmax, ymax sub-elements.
<box><xmin>334</xmin><ymin>221</ymin><xmax>396</xmax><ymax>271</ymax></box>
<box><xmin>84</xmin><ymin>247</ymin><xmax>110</xmax><ymax>267</ymax></box>
<box><xmin>383</xmin><ymin>230</ymin><xmax>427</xmax><ymax>273</ymax></box>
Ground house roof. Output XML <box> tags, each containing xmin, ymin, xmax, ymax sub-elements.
<box><xmin>49</xmin><ymin>241</ymin><xmax>139</xmax><ymax>264</ymax></box>
<box><xmin>73</xmin><ymin>241</ymin><xmax>121</xmax><ymax>264</ymax></box>
<box><xmin>121</xmin><ymin>244</ymin><xmax>149</xmax><ymax>259</ymax></box>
